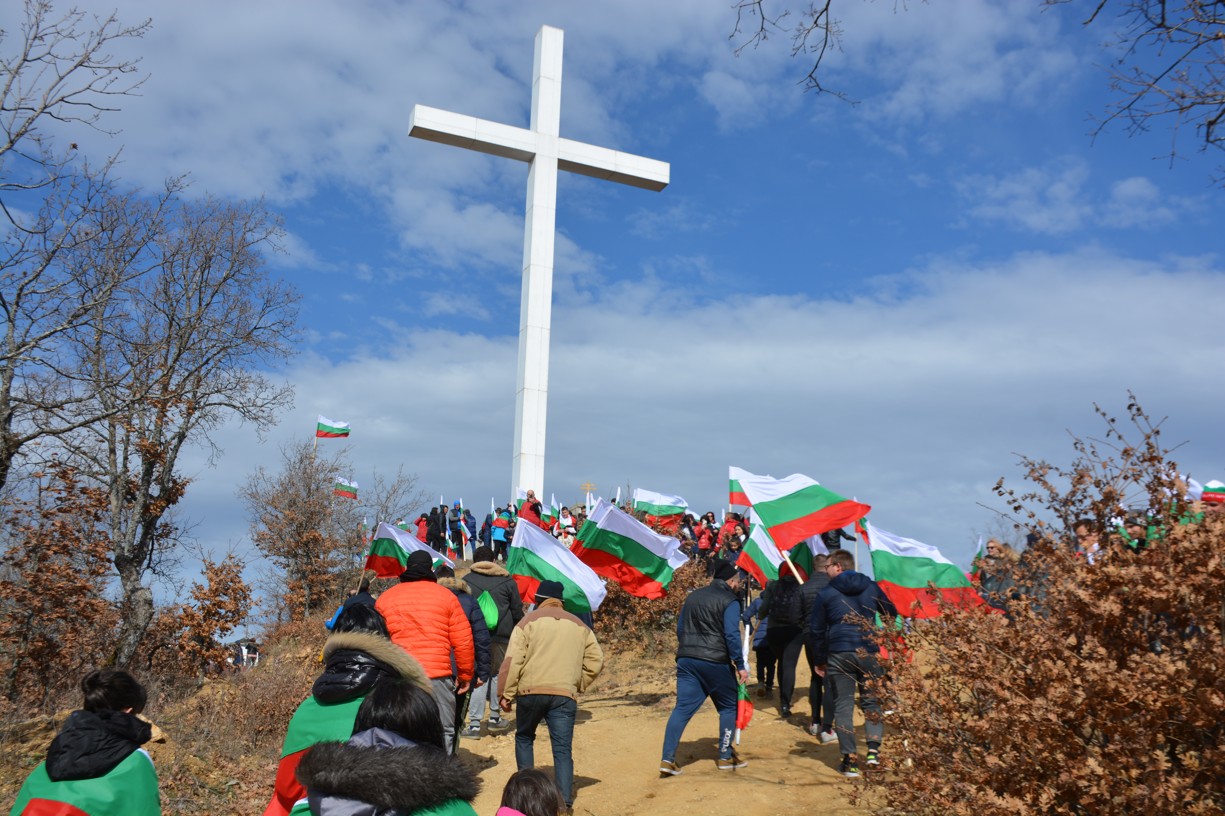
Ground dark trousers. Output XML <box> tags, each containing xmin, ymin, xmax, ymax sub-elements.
<box><xmin>828</xmin><ymin>650</ymin><xmax>885</xmax><ymax>756</ymax></box>
<box><xmin>766</xmin><ymin>625</ymin><xmax>805</xmax><ymax>711</ymax></box>
<box><xmin>515</xmin><ymin>694</ymin><xmax>577</xmax><ymax>807</ymax></box>
<box><xmin>754</xmin><ymin>643</ymin><xmax>776</xmax><ymax>688</ymax></box>
<box><xmin>661</xmin><ymin>657</ymin><xmax>738</xmax><ymax>762</ymax></box>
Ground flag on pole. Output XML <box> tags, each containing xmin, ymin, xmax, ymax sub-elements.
<box><xmin>315</xmin><ymin>415</ymin><xmax>350</xmax><ymax>438</ymax></box>
<box><xmin>365</xmin><ymin>522</ymin><xmax>454</xmax><ymax>578</ymax></box>
<box><xmin>572</xmin><ymin>499</ymin><xmax>688</xmax><ymax>599</ymax></box>
<box><xmin>10</xmin><ymin>749</ymin><xmax>160</xmax><ymax>816</ymax></box>
<box><xmin>968</xmin><ymin>536</ymin><xmax>985</xmax><ymax>583</ymax></box>
<box><xmin>734</xmin><ymin>469</ymin><xmax>870</xmax><ymax>550</ymax></box>
<box><xmin>508</xmin><ymin>519</ymin><xmax>606</xmax><ymax>615</ymax></box>
<box><xmin>865</xmin><ymin>520</ymin><xmax>985</xmax><ymax>618</ymax></box>
<box><xmin>614</xmin><ymin>486</ymin><xmax>621</xmax><ymax>506</ymax></box>
<box><xmin>729</xmin><ymin>466</ymin><xmax>754</xmax><ymax>510</ymax></box>
<box><xmin>736</xmin><ymin>682</ymin><xmax>754</xmax><ymax>730</ymax></box>
<box><xmin>632</xmin><ymin>488</ymin><xmax>688</xmax><ymax>517</ymax></box>
<box><xmin>333</xmin><ymin>478</ymin><xmax>358</xmax><ymax>500</ymax></box>
<box><xmin>736</xmin><ymin>523</ymin><xmax>827</xmax><ymax>586</ymax></box>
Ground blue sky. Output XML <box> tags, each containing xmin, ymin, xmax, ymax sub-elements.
<box><xmin>6</xmin><ymin>0</ymin><xmax>1222</xmax><ymax>584</ymax></box>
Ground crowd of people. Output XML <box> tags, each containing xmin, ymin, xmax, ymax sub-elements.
<box><xmin>20</xmin><ymin>488</ymin><xmax>1215</xmax><ymax>815</ymax></box>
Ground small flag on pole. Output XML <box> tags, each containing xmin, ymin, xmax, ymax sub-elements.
<box><xmin>333</xmin><ymin>478</ymin><xmax>358</xmax><ymax>499</ymax></box>
<box><xmin>316</xmin><ymin>415</ymin><xmax>351</xmax><ymax>438</ymax></box>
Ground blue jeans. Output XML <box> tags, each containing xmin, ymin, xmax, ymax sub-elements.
<box><xmin>661</xmin><ymin>657</ymin><xmax>738</xmax><ymax>762</ymax></box>
<box><xmin>515</xmin><ymin>695</ymin><xmax>577</xmax><ymax>806</ymax></box>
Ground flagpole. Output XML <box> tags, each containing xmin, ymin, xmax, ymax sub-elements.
<box><xmin>780</xmin><ymin>548</ymin><xmax>806</xmax><ymax>585</ymax></box>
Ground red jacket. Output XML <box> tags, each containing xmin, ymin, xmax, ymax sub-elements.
<box><xmin>375</xmin><ymin>580</ymin><xmax>474</xmax><ymax>682</ymax></box>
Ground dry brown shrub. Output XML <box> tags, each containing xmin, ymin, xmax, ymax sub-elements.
<box><xmin>861</xmin><ymin>400</ymin><xmax>1225</xmax><ymax>815</ymax></box>
<box><xmin>594</xmin><ymin>557</ymin><xmax>710</xmax><ymax>655</ymax></box>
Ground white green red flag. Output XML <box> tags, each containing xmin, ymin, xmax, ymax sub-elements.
<box><xmin>729</xmin><ymin>466</ymin><xmax>754</xmax><ymax>511</ymax></box>
<box><xmin>265</xmin><ymin>695</ymin><xmax>365</xmax><ymax>816</ymax></box>
<box><xmin>315</xmin><ymin>415</ymin><xmax>350</xmax><ymax>438</ymax></box>
<box><xmin>572</xmin><ymin>498</ymin><xmax>688</xmax><ymax>599</ymax></box>
<box><xmin>736</xmin><ymin>523</ymin><xmax>827</xmax><ymax>586</ymax></box>
<box><xmin>1202</xmin><ymin>479</ymin><xmax>1225</xmax><ymax>504</ymax></box>
<box><xmin>333</xmin><ymin>478</ymin><xmax>358</xmax><ymax>500</ymax></box>
<box><xmin>508</xmin><ymin>518</ymin><xmax>606</xmax><ymax>614</ymax></box>
<box><xmin>11</xmin><ymin>749</ymin><xmax>160</xmax><ymax>816</ymax></box>
<box><xmin>968</xmin><ymin>536</ymin><xmax>985</xmax><ymax>583</ymax></box>
<box><xmin>734</xmin><ymin>469</ymin><xmax>870</xmax><ymax>550</ymax></box>
<box><xmin>864</xmin><ymin>520</ymin><xmax>986</xmax><ymax>618</ymax></box>
<box><xmin>365</xmin><ymin>522</ymin><xmax>453</xmax><ymax>578</ymax></box>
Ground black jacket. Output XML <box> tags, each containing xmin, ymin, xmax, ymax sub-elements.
<box><xmin>45</xmin><ymin>709</ymin><xmax>152</xmax><ymax>782</ymax></box>
<box><xmin>298</xmin><ymin>727</ymin><xmax>479</xmax><ymax>816</ymax></box>
<box><xmin>312</xmin><ymin>631</ymin><xmax>432</xmax><ymax>704</ymax></box>
<box><xmin>808</xmin><ymin>570</ymin><xmax>897</xmax><ymax>666</ymax></box>
<box><xmin>676</xmin><ymin>579</ymin><xmax>740</xmax><ymax>665</ymax></box>
<box><xmin>439</xmin><ymin>577</ymin><xmax>492</xmax><ymax>682</ymax></box>
<box><xmin>462</xmin><ymin>561</ymin><xmax>525</xmax><ymax>643</ymax></box>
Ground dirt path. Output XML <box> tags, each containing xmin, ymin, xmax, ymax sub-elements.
<box><xmin>461</xmin><ymin>652</ymin><xmax>871</xmax><ymax>815</ymax></box>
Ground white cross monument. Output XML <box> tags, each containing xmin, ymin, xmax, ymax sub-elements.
<box><xmin>408</xmin><ymin>25</ymin><xmax>669</xmax><ymax>500</ymax></box>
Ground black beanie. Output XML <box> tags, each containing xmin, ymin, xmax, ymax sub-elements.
<box><xmin>712</xmin><ymin>561</ymin><xmax>738</xmax><ymax>582</ymax></box>
<box><xmin>400</xmin><ymin>550</ymin><xmax>436</xmax><ymax>582</ymax></box>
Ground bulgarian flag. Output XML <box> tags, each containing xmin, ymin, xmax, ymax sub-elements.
<box><xmin>968</xmin><ymin>536</ymin><xmax>985</xmax><ymax>583</ymax></box>
<box><xmin>508</xmin><ymin>519</ymin><xmax>607</xmax><ymax>615</ymax></box>
<box><xmin>542</xmin><ymin>494</ymin><xmax>560</xmax><ymax>527</ymax></box>
<box><xmin>316</xmin><ymin>415</ymin><xmax>350</xmax><ymax>438</ymax></box>
<box><xmin>333</xmin><ymin>478</ymin><xmax>358</xmax><ymax>500</ymax></box>
<box><xmin>865</xmin><ymin>520</ymin><xmax>986</xmax><ymax>618</ymax></box>
<box><xmin>264</xmin><ymin>695</ymin><xmax>365</xmax><ymax>816</ymax></box>
<box><xmin>632</xmin><ymin>487</ymin><xmax>687</xmax><ymax>533</ymax></box>
<box><xmin>729</xmin><ymin>466</ymin><xmax>754</xmax><ymax>511</ymax></box>
<box><xmin>11</xmin><ymin>749</ymin><xmax>160</xmax><ymax>816</ymax></box>
<box><xmin>736</xmin><ymin>681</ymin><xmax>754</xmax><ymax>730</ymax></box>
<box><xmin>365</xmin><ymin>522</ymin><xmax>454</xmax><ymax>578</ymax></box>
<box><xmin>571</xmin><ymin>498</ymin><xmax>688</xmax><ymax>599</ymax></box>
<box><xmin>735</xmin><ymin>469</ymin><xmax>870</xmax><ymax>550</ymax></box>
<box><xmin>736</xmin><ymin>523</ymin><xmax>827</xmax><ymax>586</ymax></box>
<box><xmin>1202</xmin><ymin>479</ymin><xmax>1225</xmax><ymax>504</ymax></box>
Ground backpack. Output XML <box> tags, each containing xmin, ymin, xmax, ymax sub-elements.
<box><xmin>476</xmin><ymin>590</ymin><xmax>500</xmax><ymax>632</ymax></box>
<box><xmin>768</xmin><ymin>579</ymin><xmax>804</xmax><ymax>628</ymax></box>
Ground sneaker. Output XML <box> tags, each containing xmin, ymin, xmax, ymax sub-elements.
<box><xmin>716</xmin><ymin>752</ymin><xmax>748</xmax><ymax>770</ymax></box>
<box><xmin>780</xmin><ymin>704</ymin><xmax>792</xmax><ymax>717</ymax></box>
<box><xmin>755</xmin><ymin>686</ymin><xmax>767</xmax><ymax>698</ymax></box>
<box><xmin>865</xmin><ymin>750</ymin><xmax>881</xmax><ymax>768</ymax></box>
<box><xmin>461</xmin><ymin>723</ymin><xmax>482</xmax><ymax>738</ymax></box>
<box><xmin>659</xmin><ymin>759</ymin><xmax>682</xmax><ymax>777</ymax></box>
<box><xmin>806</xmin><ymin>722</ymin><xmax>821</xmax><ymax>736</ymax></box>
<box><xmin>818</xmin><ymin>729</ymin><xmax>838</xmax><ymax>745</ymax></box>
<box><xmin>839</xmin><ymin>754</ymin><xmax>860</xmax><ymax>778</ymax></box>
<box><xmin>488</xmin><ymin>717</ymin><xmax>510</xmax><ymax>731</ymax></box>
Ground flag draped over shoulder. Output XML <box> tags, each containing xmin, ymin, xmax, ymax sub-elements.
<box><xmin>365</xmin><ymin>522</ymin><xmax>454</xmax><ymax>578</ymax></box>
<box><xmin>734</xmin><ymin>469</ymin><xmax>870</xmax><ymax>550</ymax></box>
<box><xmin>11</xmin><ymin>750</ymin><xmax>160</xmax><ymax>816</ymax></box>
<box><xmin>333</xmin><ymin>478</ymin><xmax>358</xmax><ymax>500</ymax></box>
<box><xmin>265</xmin><ymin>696</ymin><xmax>365</xmax><ymax>816</ymax></box>
<box><xmin>736</xmin><ymin>523</ymin><xmax>827</xmax><ymax>586</ymax></box>
<box><xmin>508</xmin><ymin>520</ymin><xmax>606</xmax><ymax>614</ymax></box>
<box><xmin>316</xmin><ymin>415</ymin><xmax>350</xmax><ymax>438</ymax></box>
<box><xmin>865</xmin><ymin>521</ymin><xmax>985</xmax><ymax>618</ymax></box>
<box><xmin>572</xmin><ymin>498</ymin><xmax>688</xmax><ymax>599</ymax></box>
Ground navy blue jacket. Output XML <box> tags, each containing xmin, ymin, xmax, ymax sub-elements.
<box><xmin>808</xmin><ymin>570</ymin><xmax>897</xmax><ymax>666</ymax></box>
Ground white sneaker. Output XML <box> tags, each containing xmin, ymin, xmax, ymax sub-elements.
<box><xmin>818</xmin><ymin>729</ymin><xmax>838</xmax><ymax>745</ymax></box>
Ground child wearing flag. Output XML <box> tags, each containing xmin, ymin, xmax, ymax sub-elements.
<box><xmin>10</xmin><ymin>669</ymin><xmax>160</xmax><ymax>816</ymax></box>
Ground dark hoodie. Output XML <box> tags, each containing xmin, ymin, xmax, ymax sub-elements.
<box><xmin>45</xmin><ymin>708</ymin><xmax>152</xmax><ymax>782</ymax></box>
<box><xmin>297</xmin><ymin>727</ymin><xmax>479</xmax><ymax>816</ymax></box>
<box><xmin>807</xmin><ymin>570</ymin><xmax>898</xmax><ymax>666</ymax></box>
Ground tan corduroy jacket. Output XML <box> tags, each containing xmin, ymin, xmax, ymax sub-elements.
<box><xmin>497</xmin><ymin>598</ymin><xmax>604</xmax><ymax>702</ymax></box>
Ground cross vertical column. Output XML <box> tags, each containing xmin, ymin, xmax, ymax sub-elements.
<box><xmin>512</xmin><ymin>26</ymin><xmax>564</xmax><ymax>500</ymax></box>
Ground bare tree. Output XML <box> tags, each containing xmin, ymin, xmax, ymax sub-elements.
<box><xmin>0</xmin><ymin>1</ymin><xmax>156</xmax><ymax>491</ymax></box>
<box><xmin>733</xmin><ymin>1</ymin><xmax>1225</xmax><ymax>176</ymax></box>
<box><xmin>63</xmin><ymin>194</ymin><xmax>298</xmax><ymax>667</ymax></box>
<box><xmin>1</xmin><ymin>0</ymin><xmax>150</xmax><ymax>187</ymax></box>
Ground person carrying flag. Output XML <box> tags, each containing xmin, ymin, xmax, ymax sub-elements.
<box><xmin>658</xmin><ymin>560</ymin><xmax>749</xmax><ymax>776</ymax></box>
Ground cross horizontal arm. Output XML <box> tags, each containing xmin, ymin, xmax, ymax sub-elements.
<box><xmin>559</xmin><ymin>138</ymin><xmax>669</xmax><ymax>191</ymax></box>
<box><xmin>409</xmin><ymin>105</ymin><xmax>539</xmax><ymax>163</ymax></box>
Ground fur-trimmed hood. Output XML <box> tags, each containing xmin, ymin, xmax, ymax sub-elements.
<box><xmin>298</xmin><ymin>727</ymin><xmax>479</xmax><ymax>814</ymax></box>
<box><xmin>437</xmin><ymin>576</ymin><xmax>472</xmax><ymax>595</ymax></box>
<box><xmin>321</xmin><ymin>631</ymin><xmax>431</xmax><ymax>692</ymax></box>
<box><xmin>466</xmin><ymin>560</ymin><xmax>509</xmax><ymax>578</ymax></box>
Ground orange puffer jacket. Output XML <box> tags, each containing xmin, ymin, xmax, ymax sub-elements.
<box><xmin>375</xmin><ymin>579</ymin><xmax>475</xmax><ymax>682</ymax></box>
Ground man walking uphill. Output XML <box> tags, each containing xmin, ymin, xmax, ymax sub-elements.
<box><xmin>463</xmin><ymin>545</ymin><xmax>525</xmax><ymax>737</ymax></box>
<box><xmin>809</xmin><ymin>548</ymin><xmax>897</xmax><ymax>778</ymax></box>
<box><xmin>659</xmin><ymin>560</ymin><xmax>749</xmax><ymax>775</ymax></box>
<box><xmin>376</xmin><ymin>550</ymin><xmax>475</xmax><ymax>753</ymax></box>
<box><xmin>498</xmin><ymin>580</ymin><xmax>603</xmax><ymax>814</ymax></box>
